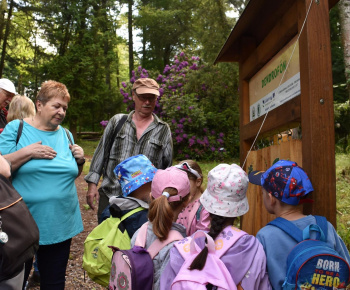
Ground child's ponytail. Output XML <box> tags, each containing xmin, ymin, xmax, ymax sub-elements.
<box><xmin>149</xmin><ymin>187</ymin><xmax>189</xmax><ymax>241</ymax></box>
<box><xmin>189</xmin><ymin>214</ymin><xmax>232</xmax><ymax>270</ymax></box>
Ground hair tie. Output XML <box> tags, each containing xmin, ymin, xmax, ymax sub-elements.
<box><xmin>162</xmin><ymin>192</ymin><xmax>170</xmax><ymax>199</ymax></box>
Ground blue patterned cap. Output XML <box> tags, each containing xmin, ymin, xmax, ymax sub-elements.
<box><xmin>248</xmin><ymin>160</ymin><xmax>314</xmax><ymax>205</ymax></box>
<box><xmin>114</xmin><ymin>154</ymin><xmax>157</xmax><ymax>197</ymax></box>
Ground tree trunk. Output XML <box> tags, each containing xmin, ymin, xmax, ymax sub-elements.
<box><xmin>0</xmin><ymin>0</ymin><xmax>13</xmax><ymax>77</ymax></box>
<box><xmin>116</xmin><ymin>49</ymin><xmax>120</xmax><ymax>88</ymax></box>
<box><xmin>128</xmin><ymin>0</ymin><xmax>134</xmax><ymax>79</ymax></box>
<box><xmin>102</xmin><ymin>0</ymin><xmax>111</xmax><ymax>89</ymax></box>
<box><xmin>339</xmin><ymin>0</ymin><xmax>350</xmax><ymax>100</ymax></box>
<box><xmin>142</xmin><ymin>27</ymin><xmax>146</xmax><ymax>67</ymax></box>
<box><xmin>0</xmin><ymin>0</ymin><xmax>7</xmax><ymax>46</ymax></box>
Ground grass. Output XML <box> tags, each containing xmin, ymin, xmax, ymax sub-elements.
<box><xmin>79</xmin><ymin>139</ymin><xmax>99</xmax><ymax>157</ymax></box>
<box><xmin>78</xmin><ymin>140</ymin><xmax>350</xmax><ymax>248</ymax></box>
<box><xmin>335</xmin><ymin>153</ymin><xmax>350</xmax><ymax>249</ymax></box>
<box><xmin>78</xmin><ymin>139</ymin><xmax>99</xmax><ymax>175</ymax></box>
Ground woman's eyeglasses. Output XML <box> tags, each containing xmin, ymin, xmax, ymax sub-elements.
<box><xmin>175</xmin><ymin>162</ymin><xmax>201</xmax><ymax>179</ymax></box>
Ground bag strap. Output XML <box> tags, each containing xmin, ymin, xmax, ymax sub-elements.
<box><xmin>16</xmin><ymin>120</ymin><xmax>73</xmax><ymax>146</ymax></box>
<box><xmin>103</xmin><ymin>115</ymin><xmax>127</xmax><ymax>175</ymax></box>
<box><xmin>268</xmin><ymin>217</ymin><xmax>303</xmax><ymax>243</ymax></box>
<box><xmin>175</xmin><ymin>227</ymin><xmax>247</xmax><ymax>259</ymax></box>
<box><xmin>186</xmin><ymin>200</ymin><xmax>202</xmax><ymax>235</ymax></box>
<box><xmin>314</xmin><ymin>215</ymin><xmax>328</xmax><ymax>240</ymax></box>
<box><xmin>16</xmin><ymin>119</ymin><xmax>24</xmax><ymax>145</ymax></box>
<box><xmin>302</xmin><ymin>215</ymin><xmax>328</xmax><ymax>242</ymax></box>
<box><xmin>135</xmin><ymin>222</ymin><xmax>149</xmax><ymax>248</ymax></box>
<box><xmin>135</xmin><ymin>222</ymin><xmax>184</xmax><ymax>259</ymax></box>
<box><xmin>268</xmin><ymin>216</ymin><xmax>328</xmax><ymax>243</ymax></box>
<box><xmin>120</xmin><ymin>207</ymin><xmax>145</xmax><ymax>223</ymax></box>
<box><xmin>147</xmin><ymin>230</ymin><xmax>184</xmax><ymax>259</ymax></box>
<box><xmin>214</xmin><ymin>226</ymin><xmax>247</xmax><ymax>258</ymax></box>
<box><xmin>64</xmin><ymin>128</ymin><xmax>73</xmax><ymax>145</ymax></box>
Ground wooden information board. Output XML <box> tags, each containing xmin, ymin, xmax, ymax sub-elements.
<box><xmin>215</xmin><ymin>0</ymin><xmax>338</xmax><ymax>235</ymax></box>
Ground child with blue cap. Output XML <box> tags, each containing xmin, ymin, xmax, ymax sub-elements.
<box><xmin>99</xmin><ymin>154</ymin><xmax>157</xmax><ymax>237</ymax></box>
<box><xmin>248</xmin><ymin>160</ymin><xmax>350</xmax><ymax>289</ymax></box>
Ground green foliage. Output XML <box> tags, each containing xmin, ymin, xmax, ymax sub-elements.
<box><xmin>191</xmin><ymin>0</ymin><xmax>237</xmax><ymax>62</ymax></box>
<box><xmin>78</xmin><ymin>139</ymin><xmax>99</xmax><ymax>157</ymax></box>
<box><xmin>330</xmin><ymin>5</ymin><xmax>348</xmax><ymax>103</ymax></box>
<box><xmin>335</xmin><ymin>153</ymin><xmax>350</xmax><ymax>249</ymax></box>
<box><xmin>135</xmin><ymin>0</ymin><xmax>195</xmax><ymax>71</ymax></box>
<box><xmin>334</xmin><ymin>101</ymin><xmax>350</xmax><ymax>153</ymax></box>
<box><xmin>120</xmin><ymin>52</ymin><xmax>240</xmax><ymax>160</ymax></box>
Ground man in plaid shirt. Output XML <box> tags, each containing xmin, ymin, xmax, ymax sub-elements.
<box><xmin>85</xmin><ymin>78</ymin><xmax>173</xmax><ymax>221</ymax></box>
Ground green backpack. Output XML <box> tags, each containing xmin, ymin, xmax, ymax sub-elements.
<box><xmin>82</xmin><ymin>207</ymin><xmax>145</xmax><ymax>287</ymax></box>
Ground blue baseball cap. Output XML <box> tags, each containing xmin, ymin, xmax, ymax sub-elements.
<box><xmin>114</xmin><ymin>154</ymin><xmax>157</xmax><ymax>197</ymax></box>
<box><xmin>248</xmin><ymin>160</ymin><xmax>314</xmax><ymax>205</ymax></box>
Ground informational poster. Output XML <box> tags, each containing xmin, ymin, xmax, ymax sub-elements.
<box><xmin>249</xmin><ymin>36</ymin><xmax>300</xmax><ymax>121</ymax></box>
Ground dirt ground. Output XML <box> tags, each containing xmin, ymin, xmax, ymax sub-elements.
<box><xmin>27</xmin><ymin>171</ymin><xmax>106</xmax><ymax>290</ymax></box>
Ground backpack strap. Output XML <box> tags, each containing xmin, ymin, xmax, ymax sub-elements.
<box><xmin>135</xmin><ymin>222</ymin><xmax>149</xmax><ymax>248</ymax></box>
<box><xmin>302</xmin><ymin>215</ymin><xmax>328</xmax><ymax>242</ymax></box>
<box><xmin>268</xmin><ymin>217</ymin><xmax>303</xmax><ymax>243</ymax></box>
<box><xmin>16</xmin><ymin>119</ymin><xmax>23</xmax><ymax>145</ymax></box>
<box><xmin>196</xmin><ymin>204</ymin><xmax>203</xmax><ymax>221</ymax></box>
<box><xmin>103</xmin><ymin>115</ymin><xmax>127</xmax><ymax>175</ymax></box>
<box><xmin>120</xmin><ymin>207</ymin><xmax>145</xmax><ymax>223</ymax></box>
<box><xmin>16</xmin><ymin>120</ymin><xmax>73</xmax><ymax>146</ymax></box>
<box><xmin>185</xmin><ymin>200</ymin><xmax>201</xmax><ymax>235</ymax></box>
<box><xmin>64</xmin><ymin>128</ymin><xmax>73</xmax><ymax>145</ymax></box>
<box><xmin>268</xmin><ymin>216</ymin><xmax>328</xmax><ymax>243</ymax></box>
<box><xmin>314</xmin><ymin>215</ymin><xmax>328</xmax><ymax>240</ymax></box>
<box><xmin>214</xmin><ymin>226</ymin><xmax>248</xmax><ymax>258</ymax></box>
<box><xmin>135</xmin><ymin>222</ymin><xmax>184</xmax><ymax>259</ymax></box>
<box><xmin>175</xmin><ymin>226</ymin><xmax>247</xmax><ymax>260</ymax></box>
<box><xmin>147</xmin><ymin>230</ymin><xmax>184</xmax><ymax>259</ymax></box>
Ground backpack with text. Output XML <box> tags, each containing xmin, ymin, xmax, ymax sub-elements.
<box><xmin>171</xmin><ymin>226</ymin><xmax>247</xmax><ymax>290</ymax></box>
<box><xmin>109</xmin><ymin>222</ymin><xmax>184</xmax><ymax>290</ymax></box>
<box><xmin>82</xmin><ymin>207</ymin><xmax>145</xmax><ymax>287</ymax></box>
<box><xmin>268</xmin><ymin>216</ymin><xmax>350</xmax><ymax>290</ymax></box>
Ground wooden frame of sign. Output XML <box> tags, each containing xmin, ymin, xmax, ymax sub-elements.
<box><xmin>215</xmin><ymin>0</ymin><xmax>338</xmax><ymax>234</ymax></box>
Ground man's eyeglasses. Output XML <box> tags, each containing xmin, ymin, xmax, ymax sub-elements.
<box><xmin>175</xmin><ymin>162</ymin><xmax>201</xmax><ymax>179</ymax></box>
<box><xmin>133</xmin><ymin>90</ymin><xmax>157</xmax><ymax>103</ymax></box>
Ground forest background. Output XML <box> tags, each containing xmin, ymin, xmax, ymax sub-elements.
<box><xmin>1</xmin><ymin>0</ymin><xmax>350</xmax><ymax>252</ymax></box>
<box><xmin>1</xmin><ymin>0</ymin><xmax>350</xmax><ymax>161</ymax></box>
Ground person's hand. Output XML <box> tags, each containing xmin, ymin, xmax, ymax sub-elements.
<box><xmin>69</xmin><ymin>144</ymin><xmax>84</xmax><ymax>160</ymax></box>
<box><xmin>87</xmin><ymin>182</ymin><xmax>99</xmax><ymax>210</ymax></box>
<box><xmin>27</xmin><ymin>141</ymin><xmax>57</xmax><ymax>159</ymax></box>
<box><xmin>0</xmin><ymin>155</ymin><xmax>11</xmax><ymax>178</ymax></box>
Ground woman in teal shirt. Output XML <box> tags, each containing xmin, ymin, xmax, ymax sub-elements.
<box><xmin>0</xmin><ymin>80</ymin><xmax>85</xmax><ymax>290</ymax></box>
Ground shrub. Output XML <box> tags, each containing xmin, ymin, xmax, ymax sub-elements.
<box><xmin>119</xmin><ymin>53</ymin><xmax>240</xmax><ymax>160</ymax></box>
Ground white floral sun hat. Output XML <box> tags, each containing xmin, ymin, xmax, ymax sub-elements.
<box><xmin>200</xmin><ymin>163</ymin><xmax>249</xmax><ymax>217</ymax></box>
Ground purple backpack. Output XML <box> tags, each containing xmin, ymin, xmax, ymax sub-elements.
<box><xmin>109</xmin><ymin>222</ymin><xmax>183</xmax><ymax>290</ymax></box>
<box><xmin>172</xmin><ymin>226</ymin><xmax>247</xmax><ymax>289</ymax></box>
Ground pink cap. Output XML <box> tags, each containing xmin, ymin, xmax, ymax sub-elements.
<box><xmin>151</xmin><ymin>167</ymin><xmax>190</xmax><ymax>202</ymax></box>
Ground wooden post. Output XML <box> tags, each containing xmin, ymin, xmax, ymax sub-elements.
<box><xmin>298</xmin><ymin>0</ymin><xmax>336</xmax><ymax>226</ymax></box>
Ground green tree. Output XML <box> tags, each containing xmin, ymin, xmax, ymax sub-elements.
<box><xmin>135</xmin><ymin>0</ymin><xmax>195</xmax><ymax>71</ymax></box>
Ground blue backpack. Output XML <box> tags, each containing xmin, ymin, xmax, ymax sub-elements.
<box><xmin>268</xmin><ymin>216</ymin><xmax>350</xmax><ymax>290</ymax></box>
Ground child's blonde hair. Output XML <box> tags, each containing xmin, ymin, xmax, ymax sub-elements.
<box><xmin>7</xmin><ymin>95</ymin><xmax>35</xmax><ymax>122</ymax></box>
<box><xmin>177</xmin><ymin>159</ymin><xmax>204</xmax><ymax>193</ymax></box>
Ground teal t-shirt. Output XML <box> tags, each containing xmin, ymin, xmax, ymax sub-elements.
<box><xmin>0</xmin><ymin>120</ymin><xmax>83</xmax><ymax>245</ymax></box>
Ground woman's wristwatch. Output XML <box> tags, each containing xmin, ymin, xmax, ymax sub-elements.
<box><xmin>76</xmin><ymin>157</ymin><xmax>86</xmax><ymax>166</ymax></box>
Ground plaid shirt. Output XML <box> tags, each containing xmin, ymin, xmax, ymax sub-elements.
<box><xmin>84</xmin><ymin>111</ymin><xmax>173</xmax><ymax>197</ymax></box>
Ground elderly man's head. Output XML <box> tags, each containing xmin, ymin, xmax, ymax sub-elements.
<box><xmin>0</xmin><ymin>79</ymin><xmax>16</xmax><ymax>109</ymax></box>
<box><xmin>132</xmin><ymin>78</ymin><xmax>159</xmax><ymax>117</ymax></box>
